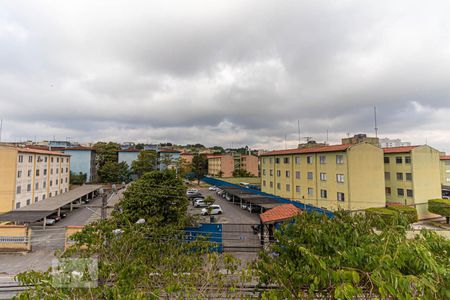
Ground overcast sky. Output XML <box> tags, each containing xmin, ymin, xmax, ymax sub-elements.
<box><xmin>1</xmin><ymin>1</ymin><xmax>449</xmax><ymax>152</ymax></box>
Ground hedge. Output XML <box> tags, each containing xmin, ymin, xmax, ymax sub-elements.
<box><xmin>387</xmin><ymin>205</ymin><xmax>418</xmax><ymax>224</ymax></box>
<box><xmin>428</xmin><ymin>199</ymin><xmax>450</xmax><ymax>223</ymax></box>
<box><xmin>365</xmin><ymin>206</ymin><xmax>418</xmax><ymax>227</ymax></box>
<box><xmin>365</xmin><ymin>207</ymin><xmax>397</xmax><ymax>225</ymax></box>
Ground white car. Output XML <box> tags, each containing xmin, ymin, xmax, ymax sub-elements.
<box><xmin>194</xmin><ymin>199</ymin><xmax>208</xmax><ymax>208</ymax></box>
<box><xmin>208</xmin><ymin>186</ymin><xmax>218</xmax><ymax>191</ymax></box>
<box><xmin>201</xmin><ymin>205</ymin><xmax>223</xmax><ymax>216</ymax></box>
<box><xmin>240</xmin><ymin>203</ymin><xmax>248</xmax><ymax>210</ymax></box>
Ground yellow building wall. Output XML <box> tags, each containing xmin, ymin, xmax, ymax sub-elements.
<box><xmin>384</xmin><ymin>152</ymin><xmax>414</xmax><ymax>204</ymax></box>
<box><xmin>0</xmin><ymin>146</ymin><xmax>18</xmax><ymax>213</ymax></box>
<box><xmin>440</xmin><ymin>159</ymin><xmax>450</xmax><ymax>186</ymax></box>
<box><xmin>0</xmin><ymin>225</ymin><xmax>31</xmax><ymax>251</ymax></box>
<box><xmin>347</xmin><ymin>143</ymin><xmax>385</xmax><ymax>210</ymax></box>
<box><xmin>411</xmin><ymin>146</ymin><xmax>441</xmax><ymax>220</ymax></box>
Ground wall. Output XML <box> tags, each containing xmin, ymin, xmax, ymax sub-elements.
<box><xmin>440</xmin><ymin>158</ymin><xmax>450</xmax><ymax>186</ymax></box>
<box><xmin>0</xmin><ymin>225</ymin><xmax>31</xmax><ymax>252</ymax></box>
<box><xmin>118</xmin><ymin>151</ymin><xmax>139</xmax><ymax>169</ymax></box>
<box><xmin>0</xmin><ymin>146</ymin><xmax>18</xmax><ymax>213</ymax></box>
<box><xmin>64</xmin><ymin>150</ymin><xmax>95</xmax><ymax>182</ymax></box>
<box><xmin>241</xmin><ymin>155</ymin><xmax>259</xmax><ymax>176</ymax></box>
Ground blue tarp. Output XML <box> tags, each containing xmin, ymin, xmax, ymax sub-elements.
<box><xmin>202</xmin><ymin>177</ymin><xmax>334</xmax><ymax>218</ymax></box>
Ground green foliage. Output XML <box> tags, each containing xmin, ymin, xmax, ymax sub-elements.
<box><xmin>69</xmin><ymin>171</ymin><xmax>87</xmax><ymax>185</ymax></box>
<box><xmin>254</xmin><ymin>211</ymin><xmax>450</xmax><ymax>299</ymax></box>
<box><xmin>97</xmin><ymin>161</ymin><xmax>130</xmax><ymax>183</ymax></box>
<box><xmin>428</xmin><ymin>198</ymin><xmax>450</xmax><ymax>217</ymax></box>
<box><xmin>387</xmin><ymin>205</ymin><xmax>418</xmax><ymax>223</ymax></box>
<box><xmin>191</xmin><ymin>153</ymin><xmax>208</xmax><ymax>183</ymax></box>
<box><xmin>93</xmin><ymin>141</ymin><xmax>120</xmax><ymax>169</ymax></box>
<box><xmin>232</xmin><ymin>168</ymin><xmax>253</xmax><ymax>177</ymax></box>
<box><xmin>365</xmin><ymin>206</ymin><xmax>417</xmax><ymax>228</ymax></box>
<box><xmin>131</xmin><ymin>150</ymin><xmax>157</xmax><ymax>177</ymax></box>
<box><xmin>116</xmin><ymin>170</ymin><xmax>188</xmax><ymax>225</ymax></box>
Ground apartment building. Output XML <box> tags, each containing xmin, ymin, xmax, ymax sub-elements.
<box><xmin>0</xmin><ymin>145</ymin><xmax>70</xmax><ymax>213</ymax></box>
<box><xmin>208</xmin><ymin>154</ymin><xmax>258</xmax><ymax>177</ymax></box>
<box><xmin>60</xmin><ymin>147</ymin><xmax>97</xmax><ymax>182</ymax></box>
<box><xmin>383</xmin><ymin>145</ymin><xmax>441</xmax><ymax>219</ymax></box>
<box><xmin>440</xmin><ymin>155</ymin><xmax>450</xmax><ymax>186</ymax></box>
<box><xmin>260</xmin><ymin>143</ymin><xmax>385</xmax><ymax>211</ymax></box>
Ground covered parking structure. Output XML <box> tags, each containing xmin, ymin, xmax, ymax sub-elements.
<box><xmin>0</xmin><ymin>185</ymin><xmax>102</xmax><ymax>228</ymax></box>
<box><xmin>217</xmin><ymin>186</ymin><xmax>283</xmax><ymax>213</ymax></box>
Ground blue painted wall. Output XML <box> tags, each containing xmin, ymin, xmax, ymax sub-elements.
<box><xmin>118</xmin><ymin>151</ymin><xmax>139</xmax><ymax>170</ymax></box>
<box><xmin>63</xmin><ymin>149</ymin><xmax>96</xmax><ymax>182</ymax></box>
<box><xmin>158</xmin><ymin>151</ymin><xmax>181</xmax><ymax>170</ymax></box>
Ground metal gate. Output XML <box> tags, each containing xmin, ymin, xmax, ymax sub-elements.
<box><xmin>222</xmin><ymin>223</ymin><xmax>262</xmax><ymax>252</ymax></box>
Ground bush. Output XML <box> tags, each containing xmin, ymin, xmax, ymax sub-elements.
<box><xmin>365</xmin><ymin>207</ymin><xmax>396</xmax><ymax>225</ymax></box>
<box><xmin>428</xmin><ymin>199</ymin><xmax>450</xmax><ymax>224</ymax></box>
<box><xmin>387</xmin><ymin>205</ymin><xmax>418</xmax><ymax>224</ymax></box>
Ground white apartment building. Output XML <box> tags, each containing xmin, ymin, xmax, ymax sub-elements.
<box><xmin>379</xmin><ymin>138</ymin><xmax>411</xmax><ymax>148</ymax></box>
<box><xmin>0</xmin><ymin>146</ymin><xmax>71</xmax><ymax>212</ymax></box>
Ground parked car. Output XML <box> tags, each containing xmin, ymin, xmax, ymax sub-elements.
<box><xmin>194</xmin><ymin>199</ymin><xmax>208</xmax><ymax>208</ymax></box>
<box><xmin>240</xmin><ymin>203</ymin><xmax>248</xmax><ymax>210</ymax></box>
<box><xmin>208</xmin><ymin>186</ymin><xmax>218</xmax><ymax>191</ymax></box>
<box><xmin>225</xmin><ymin>195</ymin><xmax>231</xmax><ymax>201</ymax></box>
<box><xmin>47</xmin><ymin>213</ymin><xmax>61</xmax><ymax>222</ymax></box>
<box><xmin>201</xmin><ymin>205</ymin><xmax>223</xmax><ymax>216</ymax></box>
<box><xmin>217</xmin><ymin>189</ymin><xmax>223</xmax><ymax>196</ymax></box>
<box><xmin>247</xmin><ymin>205</ymin><xmax>260</xmax><ymax>213</ymax></box>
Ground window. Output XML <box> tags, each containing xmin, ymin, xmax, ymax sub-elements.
<box><xmin>65</xmin><ymin>188</ymin><xmax>68</xmax><ymax>192</ymax></box>
<box><xmin>49</xmin><ymin>192</ymin><xmax>52</xmax><ymax>197</ymax></box>
<box><xmin>307</xmin><ymin>188</ymin><xmax>314</xmax><ymax>195</ymax></box>
<box><xmin>56</xmin><ymin>168</ymin><xmax>59</xmax><ymax>174</ymax></box>
<box><xmin>336</xmin><ymin>174</ymin><xmax>344</xmax><ymax>183</ymax></box>
<box><xmin>337</xmin><ymin>192</ymin><xmax>345</xmax><ymax>202</ymax></box>
<box><xmin>295</xmin><ymin>156</ymin><xmax>300</xmax><ymax>164</ymax></box>
<box><xmin>396</xmin><ymin>157</ymin><xmax>402</xmax><ymax>164</ymax></box>
<box><xmin>384</xmin><ymin>157</ymin><xmax>390</xmax><ymax>164</ymax></box>
<box><xmin>262</xmin><ymin>158</ymin><xmax>266</xmax><ymax>164</ymax></box>
<box><xmin>263</xmin><ymin>169</ymin><xmax>266</xmax><ymax>175</ymax></box>
<box><xmin>295</xmin><ymin>186</ymin><xmax>301</xmax><ymax>193</ymax></box>
<box><xmin>286</xmin><ymin>184</ymin><xmax>290</xmax><ymax>192</ymax></box>
<box><xmin>270</xmin><ymin>169</ymin><xmax>273</xmax><ymax>176</ymax></box>
<box><xmin>16</xmin><ymin>186</ymin><xmax>21</xmax><ymax>194</ymax></box>
<box><xmin>17</xmin><ymin>171</ymin><xmax>22</xmax><ymax>178</ymax></box>
<box><xmin>44</xmin><ymin>169</ymin><xmax>47</xmax><ymax>175</ymax></box>
<box><xmin>66</xmin><ymin>158</ymin><xmax>69</xmax><ymax>163</ymax></box>
<box><xmin>51</xmin><ymin>157</ymin><xmax>54</xmax><ymax>163</ymax></box>
<box><xmin>320</xmin><ymin>172</ymin><xmax>327</xmax><ymax>181</ymax></box>
<box><xmin>55</xmin><ymin>191</ymin><xmax>58</xmax><ymax>196</ymax></box>
<box><xmin>18</xmin><ymin>155</ymin><xmax>23</xmax><ymax>163</ymax></box>
<box><xmin>43</xmin><ymin>181</ymin><xmax>46</xmax><ymax>188</ymax></box>
<box><xmin>320</xmin><ymin>189</ymin><xmax>327</xmax><ymax>198</ymax></box>
<box><xmin>61</xmin><ymin>168</ymin><xmax>63</xmax><ymax>173</ymax></box>
<box><xmin>270</xmin><ymin>181</ymin><xmax>273</xmax><ymax>188</ymax></box>
<box><xmin>26</xmin><ymin>199</ymin><xmax>31</xmax><ymax>205</ymax></box>
<box><xmin>37</xmin><ymin>156</ymin><xmax>42</xmax><ymax>162</ymax></box>
<box><xmin>407</xmin><ymin>189</ymin><xmax>413</xmax><ymax>197</ymax></box>
<box><xmin>277</xmin><ymin>170</ymin><xmax>281</xmax><ymax>177</ymax></box>
<box><xmin>44</xmin><ymin>157</ymin><xmax>48</xmax><ymax>162</ymax></box>
<box><xmin>277</xmin><ymin>183</ymin><xmax>281</xmax><ymax>190</ymax></box>
<box><xmin>28</xmin><ymin>156</ymin><xmax>33</xmax><ymax>163</ymax></box>
<box><xmin>42</xmin><ymin>194</ymin><xmax>46</xmax><ymax>200</ymax></box>
<box><xmin>406</xmin><ymin>173</ymin><xmax>412</xmax><ymax>181</ymax></box>
<box><xmin>27</xmin><ymin>184</ymin><xmax>31</xmax><ymax>192</ymax></box>
<box><xmin>269</xmin><ymin>158</ymin><xmax>273</xmax><ymax>164</ymax></box>
<box><xmin>405</xmin><ymin>156</ymin><xmax>411</xmax><ymax>164</ymax></box>
<box><xmin>397</xmin><ymin>188</ymin><xmax>404</xmax><ymax>196</ymax></box>
<box><xmin>51</xmin><ymin>169</ymin><xmax>53</xmax><ymax>175</ymax></box>
<box><xmin>36</xmin><ymin>169</ymin><xmax>40</xmax><ymax>176</ymax></box>
<box><xmin>385</xmin><ymin>187</ymin><xmax>391</xmax><ymax>195</ymax></box>
<box><xmin>65</xmin><ymin>178</ymin><xmax>68</xmax><ymax>183</ymax></box>
<box><xmin>336</xmin><ymin>155</ymin><xmax>344</xmax><ymax>164</ymax></box>
<box><xmin>57</xmin><ymin>158</ymin><xmax>59</xmax><ymax>163</ymax></box>
<box><xmin>56</xmin><ymin>179</ymin><xmax>58</xmax><ymax>185</ymax></box>
<box><xmin>27</xmin><ymin>170</ymin><xmax>32</xmax><ymax>177</ymax></box>
<box><xmin>319</xmin><ymin>155</ymin><xmax>326</xmax><ymax>164</ymax></box>
<box><xmin>307</xmin><ymin>172</ymin><xmax>313</xmax><ymax>180</ymax></box>
<box><xmin>384</xmin><ymin>172</ymin><xmax>390</xmax><ymax>180</ymax></box>
<box><xmin>396</xmin><ymin>172</ymin><xmax>403</xmax><ymax>180</ymax></box>
<box><xmin>16</xmin><ymin>202</ymin><xmax>20</xmax><ymax>209</ymax></box>
<box><xmin>275</xmin><ymin>158</ymin><xmax>280</xmax><ymax>164</ymax></box>
<box><xmin>285</xmin><ymin>171</ymin><xmax>290</xmax><ymax>177</ymax></box>
<box><xmin>283</xmin><ymin>157</ymin><xmax>289</xmax><ymax>164</ymax></box>
<box><xmin>35</xmin><ymin>182</ymin><xmax>39</xmax><ymax>190</ymax></box>
<box><xmin>34</xmin><ymin>196</ymin><xmax>38</xmax><ymax>202</ymax></box>
<box><xmin>263</xmin><ymin>180</ymin><xmax>266</xmax><ymax>187</ymax></box>
<box><xmin>307</xmin><ymin>156</ymin><xmax>313</xmax><ymax>164</ymax></box>
<box><xmin>50</xmin><ymin>180</ymin><xmax>53</xmax><ymax>187</ymax></box>
<box><xmin>295</xmin><ymin>171</ymin><xmax>300</xmax><ymax>179</ymax></box>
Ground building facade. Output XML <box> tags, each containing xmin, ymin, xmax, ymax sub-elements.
<box><xmin>208</xmin><ymin>154</ymin><xmax>259</xmax><ymax>177</ymax></box>
<box><xmin>0</xmin><ymin>145</ymin><xmax>71</xmax><ymax>213</ymax></box>
<box><xmin>383</xmin><ymin>145</ymin><xmax>441</xmax><ymax>219</ymax></box>
<box><xmin>118</xmin><ymin>149</ymin><xmax>140</xmax><ymax>169</ymax></box>
<box><xmin>379</xmin><ymin>138</ymin><xmax>411</xmax><ymax>148</ymax></box>
<box><xmin>158</xmin><ymin>149</ymin><xmax>181</xmax><ymax>170</ymax></box>
<box><xmin>61</xmin><ymin>147</ymin><xmax>97</xmax><ymax>182</ymax></box>
<box><xmin>260</xmin><ymin>143</ymin><xmax>385</xmax><ymax>211</ymax></box>
<box><xmin>439</xmin><ymin>155</ymin><xmax>450</xmax><ymax>199</ymax></box>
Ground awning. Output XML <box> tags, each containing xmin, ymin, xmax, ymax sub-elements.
<box><xmin>259</xmin><ymin>204</ymin><xmax>301</xmax><ymax>224</ymax></box>
<box><xmin>0</xmin><ymin>210</ymin><xmax>54</xmax><ymax>223</ymax></box>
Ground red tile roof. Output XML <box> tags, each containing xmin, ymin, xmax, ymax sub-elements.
<box><xmin>63</xmin><ymin>146</ymin><xmax>95</xmax><ymax>151</ymax></box>
<box><xmin>260</xmin><ymin>144</ymin><xmax>351</xmax><ymax>156</ymax></box>
<box><xmin>19</xmin><ymin>148</ymin><xmax>70</xmax><ymax>156</ymax></box>
<box><xmin>259</xmin><ymin>204</ymin><xmax>301</xmax><ymax>223</ymax></box>
<box><xmin>441</xmin><ymin>155</ymin><xmax>450</xmax><ymax>160</ymax></box>
<box><xmin>383</xmin><ymin>146</ymin><xmax>419</xmax><ymax>153</ymax></box>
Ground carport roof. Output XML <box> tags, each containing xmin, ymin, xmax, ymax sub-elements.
<box><xmin>218</xmin><ymin>186</ymin><xmax>255</xmax><ymax>196</ymax></box>
<box><xmin>16</xmin><ymin>184</ymin><xmax>102</xmax><ymax>212</ymax></box>
<box><xmin>0</xmin><ymin>210</ymin><xmax>54</xmax><ymax>223</ymax></box>
<box><xmin>260</xmin><ymin>204</ymin><xmax>301</xmax><ymax>224</ymax></box>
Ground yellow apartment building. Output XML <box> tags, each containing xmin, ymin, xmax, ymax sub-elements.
<box><xmin>208</xmin><ymin>153</ymin><xmax>258</xmax><ymax>177</ymax></box>
<box><xmin>260</xmin><ymin>143</ymin><xmax>385</xmax><ymax>211</ymax></box>
<box><xmin>0</xmin><ymin>145</ymin><xmax>71</xmax><ymax>213</ymax></box>
<box><xmin>440</xmin><ymin>155</ymin><xmax>450</xmax><ymax>187</ymax></box>
<box><xmin>383</xmin><ymin>145</ymin><xmax>441</xmax><ymax>219</ymax></box>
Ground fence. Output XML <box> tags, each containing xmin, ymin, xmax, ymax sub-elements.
<box><xmin>0</xmin><ymin>225</ymin><xmax>32</xmax><ymax>252</ymax></box>
<box><xmin>185</xmin><ymin>223</ymin><xmax>223</xmax><ymax>252</ymax></box>
<box><xmin>202</xmin><ymin>177</ymin><xmax>335</xmax><ymax>218</ymax></box>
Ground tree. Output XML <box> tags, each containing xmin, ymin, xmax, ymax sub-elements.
<box><xmin>131</xmin><ymin>150</ymin><xmax>157</xmax><ymax>177</ymax></box>
<box><xmin>232</xmin><ymin>169</ymin><xmax>253</xmax><ymax>177</ymax></box>
<box><xmin>93</xmin><ymin>142</ymin><xmax>120</xmax><ymax>169</ymax></box>
<box><xmin>116</xmin><ymin>170</ymin><xmax>188</xmax><ymax>225</ymax></box>
<box><xmin>191</xmin><ymin>153</ymin><xmax>208</xmax><ymax>184</ymax></box>
<box><xmin>428</xmin><ymin>198</ymin><xmax>450</xmax><ymax>224</ymax></box>
<box><xmin>70</xmin><ymin>171</ymin><xmax>87</xmax><ymax>185</ymax></box>
<box><xmin>254</xmin><ymin>211</ymin><xmax>450</xmax><ymax>299</ymax></box>
<box><xmin>97</xmin><ymin>161</ymin><xmax>130</xmax><ymax>183</ymax></box>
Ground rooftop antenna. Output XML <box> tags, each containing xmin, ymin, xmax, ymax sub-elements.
<box><xmin>297</xmin><ymin>120</ymin><xmax>301</xmax><ymax>145</ymax></box>
<box><xmin>326</xmin><ymin>128</ymin><xmax>329</xmax><ymax>144</ymax></box>
<box><xmin>374</xmin><ymin>106</ymin><xmax>378</xmax><ymax>138</ymax></box>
